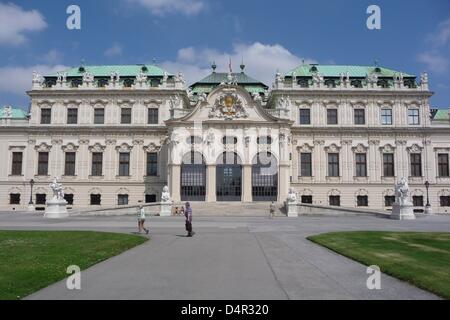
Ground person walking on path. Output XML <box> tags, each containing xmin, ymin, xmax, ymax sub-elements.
<box><xmin>184</xmin><ymin>202</ymin><xmax>194</xmax><ymax>237</ymax></box>
<box><xmin>269</xmin><ymin>201</ymin><xmax>276</xmax><ymax>219</ymax></box>
<box><xmin>137</xmin><ymin>205</ymin><xmax>149</xmax><ymax>234</ymax></box>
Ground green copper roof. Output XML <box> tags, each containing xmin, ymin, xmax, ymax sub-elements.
<box><xmin>432</xmin><ymin>109</ymin><xmax>449</xmax><ymax>120</ymax></box>
<box><xmin>0</xmin><ymin>107</ymin><xmax>28</xmax><ymax>119</ymax></box>
<box><xmin>287</xmin><ymin>64</ymin><xmax>415</xmax><ymax>78</ymax></box>
<box><xmin>48</xmin><ymin>64</ymin><xmax>170</xmax><ymax>77</ymax></box>
<box><xmin>190</xmin><ymin>71</ymin><xmax>268</xmax><ymax>95</ymax></box>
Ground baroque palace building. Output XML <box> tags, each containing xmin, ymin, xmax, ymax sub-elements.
<box><xmin>1</xmin><ymin>62</ymin><xmax>450</xmax><ymax>213</ymax></box>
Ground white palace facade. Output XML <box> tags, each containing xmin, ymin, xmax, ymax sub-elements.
<box><xmin>1</xmin><ymin>62</ymin><xmax>450</xmax><ymax>213</ymax></box>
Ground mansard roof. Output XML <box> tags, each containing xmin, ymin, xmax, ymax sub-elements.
<box><xmin>48</xmin><ymin>64</ymin><xmax>171</xmax><ymax>78</ymax></box>
<box><xmin>431</xmin><ymin>108</ymin><xmax>449</xmax><ymax>120</ymax></box>
<box><xmin>0</xmin><ymin>106</ymin><xmax>28</xmax><ymax>119</ymax></box>
<box><xmin>190</xmin><ymin>70</ymin><xmax>268</xmax><ymax>95</ymax></box>
<box><xmin>286</xmin><ymin>64</ymin><xmax>415</xmax><ymax>78</ymax></box>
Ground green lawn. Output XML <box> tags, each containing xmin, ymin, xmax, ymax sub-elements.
<box><xmin>0</xmin><ymin>230</ymin><xmax>148</xmax><ymax>300</ymax></box>
<box><xmin>308</xmin><ymin>231</ymin><xmax>450</xmax><ymax>299</ymax></box>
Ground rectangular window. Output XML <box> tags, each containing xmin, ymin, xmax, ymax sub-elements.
<box><xmin>440</xmin><ymin>196</ymin><xmax>450</xmax><ymax>207</ymax></box>
<box><xmin>383</xmin><ymin>153</ymin><xmax>395</xmax><ymax>177</ymax></box>
<box><xmin>357</xmin><ymin>195</ymin><xmax>368</xmax><ymax>207</ymax></box>
<box><xmin>299</xmin><ymin>109</ymin><xmax>311</xmax><ymax>125</ymax></box>
<box><xmin>37</xmin><ymin>152</ymin><xmax>49</xmax><ymax>175</ymax></box>
<box><xmin>301</xmin><ymin>195</ymin><xmax>313</xmax><ymax>204</ymax></box>
<box><xmin>90</xmin><ymin>194</ymin><xmax>101</xmax><ymax>205</ymax></box>
<box><xmin>94</xmin><ymin>108</ymin><xmax>105</xmax><ymax>124</ymax></box>
<box><xmin>410</xmin><ymin>153</ymin><xmax>422</xmax><ymax>177</ymax></box>
<box><xmin>64</xmin><ymin>194</ymin><xmax>74</xmax><ymax>205</ymax></box>
<box><xmin>327</xmin><ymin>109</ymin><xmax>338</xmax><ymax>125</ymax></box>
<box><xmin>355</xmin><ymin>153</ymin><xmax>367</xmax><ymax>177</ymax></box>
<box><xmin>145</xmin><ymin>194</ymin><xmax>157</xmax><ymax>203</ymax></box>
<box><xmin>121</xmin><ymin>108</ymin><xmax>132</xmax><ymax>124</ymax></box>
<box><xmin>328</xmin><ymin>153</ymin><xmax>340</xmax><ymax>177</ymax></box>
<box><xmin>64</xmin><ymin>152</ymin><xmax>76</xmax><ymax>176</ymax></box>
<box><xmin>300</xmin><ymin>153</ymin><xmax>312</xmax><ymax>177</ymax></box>
<box><xmin>40</xmin><ymin>108</ymin><xmax>51</xmax><ymax>124</ymax></box>
<box><xmin>9</xmin><ymin>193</ymin><xmax>20</xmax><ymax>205</ymax></box>
<box><xmin>438</xmin><ymin>153</ymin><xmax>449</xmax><ymax>177</ymax></box>
<box><xmin>91</xmin><ymin>152</ymin><xmax>103</xmax><ymax>176</ymax></box>
<box><xmin>385</xmin><ymin>195</ymin><xmax>395</xmax><ymax>207</ymax></box>
<box><xmin>67</xmin><ymin>108</ymin><xmax>78</xmax><ymax>124</ymax></box>
<box><xmin>413</xmin><ymin>196</ymin><xmax>424</xmax><ymax>207</ymax></box>
<box><xmin>381</xmin><ymin>109</ymin><xmax>392</xmax><ymax>125</ymax></box>
<box><xmin>329</xmin><ymin>195</ymin><xmax>340</xmax><ymax>206</ymax></box>
<box><xmin>36</xmin><ymin>193</ymin><xmax>46</xmax><ymax>205</ymax></box>
<box><xmin>408</xmin><ymin>109</ymin><xmax>420</xmax><ymax>125</ymax></box>
<box><xmin>148</xmin><ymin>108</ymin><xmax>159</xmax><ymax>124</ymax></box>
<box><xmin>119</xmin><ymin>152</ymin><xmax>130</xmax><ymax>176</ymax></box>
<box><xmin>118</xmin><ymin>194</ymin><xmax>129</xmax><ymax>205</ymax></box>
<box><xmin>146</xmin><ymin>152</ymin><xmax>158</xmax><ymax>176</ymax></box>
<box><xmin>11</xmin><ymin>152</ymin><xmax>23</xmax><ymax>175</ymax></box>
<box><xmin>354</xmin><ymin>109</ymin><xmax>365</xmax><ymax>125</ymax></box>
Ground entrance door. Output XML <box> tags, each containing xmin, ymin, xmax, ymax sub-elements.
<box><xmin>181</xmin><ymin>151</ymin><xmax>206</xmax><ymax>201</ymax></box>
<box><xmin>252</xmin><ymin>152</ymin><xmax>278</xmax><ymax>201</ymax></box>
<box><xmin>216</xmin><ymin>164</ymin><xmax>242</xmax><ymax>201</ymax></box>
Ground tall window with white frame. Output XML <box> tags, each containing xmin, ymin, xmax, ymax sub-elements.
<box><xmin>328</xmin><ymin>153</ymin><xmax>339</xmax><ymax>177</ymax></box>
<box><xmin>67</xmin><ymin>108</ymin><xmax>78</xmax><ymax>124</ymax></box>
<box><xmin>410</xmin><ymin>153</ymin><xmax>422</xmax><ymax>177</ymax></box>
<box><xmin>94</xmin><ymin>108</ymin><xmax>105</xmax><ymax>124</ymax></box>
<box><xmin>148</xmin><ymin>108</ymin><xmax>159</xmax><ymax>124</ymax></box>
<box><xmin>119</xmin><ymin>152</ymin><xmax>130</xmax><ymax>176</ymax></box>
<box><xmin>354</xmin><ymin>109</ymin><xmax>365</xmax><ymax>125</ymax></box>
<box><xmin>91</xmin><ymin>152</ymin><xmax>103</xmax><ymax>176</ymax></box>
<box><xmin>408</xmin><ymin>108</ymin><xmax>420</xmax><ymax>125</ymax></box>
<box><xmin>355</xmin><ymin>153</ymin><xmax>367</xmax><ymax>177</ymax></box>
<box><xmin>40</xmin><ymin>108</ymin><xmax>51</xmax><ymax>124</ymax></box>
<box><xmin>64</xmin><ymin>152</ymin><xmax>76</xmax><ymax>176</ymax></box>
<box><xmin>383</xmin><ymin>153</ymin><xmax>395</xmax><ymax>177</ymax></box>
<box><xmin>299</xmin><ymin>109</ymin><xmax>311</xmax><ymax>125</ymax></box>
<box><xmin>37</xmin><ymin>152</ymin><xmax>49</xmax><ymax>175</ymax></box>
<box><xmin>327</xmin><ymin>109</ymin><xmax>338</xmax><ymax>125</ymax></box>
<box><xmin>438</xmin><ymin>153</ymin><xmax>449</xmax><ymax>177</ymax></box>
<box><xmin>300</xmin><ymin>153</ymin><xmax>312</xmax><ymax>176</ymax></box>
<box><xmin>146</xmin><ymin>152</ymin><xmax>158</xmax><ymax>176</ymax></box>
<box><xmin>121</xmin><ymin>108</ymin><xmax>132</xmax><ymax>124</ymax></box>
<box><xmin>381</xmin><ymin>108</ymin><xmax>392</xmax><ymax>125</ymax></box>
<box><xmin>11</xmin><ymin>152</ymin><xmax>23</xmax><ymax>175</ymax></box>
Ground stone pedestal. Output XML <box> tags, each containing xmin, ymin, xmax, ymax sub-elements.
<box><xmin>391</xmin><ymin>202</ymin><xmax>415</xmax><ymax>220</ymax></box>
<box><xmin>286</xmin><ymin>201</ymin><xmax>298</xmax><ymax>217</ymax></box>
<box><xmin>425</xmin><ymin>205</ymin><xmax>433</xmax><ymax>215</ymax></box>
<box><xmin>159</xmin><ymin>202</ymin><xmax>172</xmax><ymax>217</ymax></box>
<box><xmin>44</xmin><ymin>199</ymin><xmax>68</xmax><ymax>218</ymax></box>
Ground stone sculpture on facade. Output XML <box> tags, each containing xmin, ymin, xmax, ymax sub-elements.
<box><xmin>2</xmin><ymin>106</ymin><xmax>12</xmax><ymax>118</ymax></box>
<box><xmin>286</xmin><ymin>187</ymin><xmax>299</xmax><ymax>217</ymax></box>
<box><xmin>159</xmin><ymin>185</ymin><xmax>172</xmax><ymax>216</ymax></box>
<box><xmin>44</xmin><ymin>177</ymin><xmax>69</xmax><ymax>218</ymax></box>
<box><xmin>391</xmin><ymin>177</ymin><xmax>415</xmax><ymax>220</ymax></box>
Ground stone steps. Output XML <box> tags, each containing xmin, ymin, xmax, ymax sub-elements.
<box><xmin>172</xmin><ymin>202</ymin><xmax>286</xmax><ymax>216</ymax></box>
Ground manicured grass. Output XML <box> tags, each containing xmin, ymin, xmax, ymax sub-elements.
<box><xmin>308</xmin><ymin>231</ymin><xmax>450</xmax><ymax>299</ymax></box>
<box><xmin>0</xmin><ymin>230</ymin><xmax>148</xmax><ymax>300</ymax></box>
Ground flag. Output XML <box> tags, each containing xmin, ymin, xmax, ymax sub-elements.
<box><xmin>229</xmin><ymin>58</ymin><xmax>232</xmax><ymax>73</ymax></box>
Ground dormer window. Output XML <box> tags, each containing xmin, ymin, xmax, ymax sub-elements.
<box><xmin>141</xmin><ymin>66</ymin><xmax>148</xmax><ymax>72</ymax></box>
<box><xmin>78</xmin><ymin>66</ymin><xmax>85</xmax><ymax>73</ymax></box>
<box><xmin>310</xmin><ymin>65</ymin><xmax>318</xmax><ymax>72</ymax></box>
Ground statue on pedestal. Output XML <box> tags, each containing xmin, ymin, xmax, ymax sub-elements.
<box><xmin>286</xmin><ymin>188</ymin><xmax>299</xmax><ymax>217</ymax></box>
<box><xmin>159</xmin><ymin>185</ymin><xmax>173</xmax><ymax>216</ymax></box>
<box><xmin>391</xmin><ymin>177</ymin><xmax>415</xmax><ymax>220</ymax></box>
<box><xmin>45</xmin><ymin>177</ymin><xmax>68</xmax><ymax>219</ymax></box>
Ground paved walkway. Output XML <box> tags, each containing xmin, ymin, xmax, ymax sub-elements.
<box><xmin>1</xmin><ymin>212</ymin><xmax>449</xmax><ymax>299</ymax></box>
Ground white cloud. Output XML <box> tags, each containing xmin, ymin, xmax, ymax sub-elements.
<box><xmin>104</xmin><ymin>43</ymin><xmax>123</xmax><ymax>57</ymax></box>
<box><xmin>125</xmin><ymin>0</ymin><xmax>205</xmax><ymax>16</ymax></box>
<box><xmin>0</xmin><ymin>3</ymin><xmax>47</xmax><ymax>46</ymax></box>
<box><xmin>160</xmin><ymin>42</ymin><xmax>315</xmax><ymax>86</ymax></box>
<box><xmin>428</xmin><ymin>18</ymin><xmax>450</xmax><ymax>47</ymax></box>
<box><xmin>41</xmin><ymin>49</ymin><xmax>63</xmax><ymax>64</ymax></box>
<box><xmin>0</xmin><ymin>64</ymin><xmax>68</xmax><ymax>95</ymax></box>
<box><xmin>417</xmin><ymin>51</ymin><xmax>449</xmax><ymax>73</ymax></box>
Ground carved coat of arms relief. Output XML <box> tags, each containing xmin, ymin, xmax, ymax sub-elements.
<box><xmin>208</xmin><ymin>92</ymin><xmax>249</xmax><ymax>120</ymax></box>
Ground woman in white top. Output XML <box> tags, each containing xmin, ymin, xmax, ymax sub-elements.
<box><xmin>137</xmin><ymin>205</ymin><xmax>149</xmax><ymax>234</ymax></box>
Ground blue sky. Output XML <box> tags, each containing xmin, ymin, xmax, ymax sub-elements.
<box><xmin>1</xmin><ymin>0</ymin><xmax>449</xmax><ymax>109</ymax></box>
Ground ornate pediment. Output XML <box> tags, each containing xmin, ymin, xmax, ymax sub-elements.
<box><xmin>209</xmin><ymin>92</ymin><xmax>249</xmax><ymax>120</ymax></box>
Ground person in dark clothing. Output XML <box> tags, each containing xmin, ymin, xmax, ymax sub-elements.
<box><xmin>184</xmin><ymin>202</ymin><xmax>194</xmax><ymax>237</ymax></box>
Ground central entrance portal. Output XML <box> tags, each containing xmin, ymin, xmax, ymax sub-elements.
<box><xmin>181</xmin><ymin>151</ymin><xmax>206</xmax><ymax>201</ymax></box>
<box><xmin>216</xmin><ymin>152</ymin><xmax>242</xmax><ymax>201</ymax></box>
<box><xmin>252</xmin><ymin>152</ymin><xmax>278</xmax><ymax>201</ymax></box>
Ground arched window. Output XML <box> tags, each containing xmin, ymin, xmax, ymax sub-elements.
<box><xmin>257</xmin><ymin>136</ymin><xmax>272</xmax><ymax>145</ymax></box>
